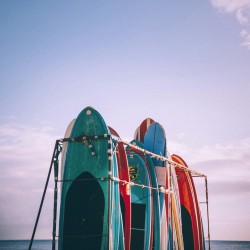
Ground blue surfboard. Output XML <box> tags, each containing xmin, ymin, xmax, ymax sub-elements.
<box><xmin>130</xmin><ymin>140</ymin><xmax>161</xmax><ymax>250</ymax></box>
<box><xmin>143</xmin><ymin>122</ymin><xmax>168</xmax><ymax>249</ymax></box>
<box><xmin>144</xmin><ymin>122</ymin><xmax>166</xmax><ymax>212</ymax></box>
<box><xmin>144</xmin><ymin>122</ymin><xmax>166</xmax><ymax>167</ymax></box>
<box><xmin>144</xmin><ymin>122</ymin><xmax>184</xmax><ymax>249</ymax></box>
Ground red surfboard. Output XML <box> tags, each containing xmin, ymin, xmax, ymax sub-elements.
<box><xmin>172</xmin><ymin>154</ymin><xmax>205</xmax><ymax>250</ymax></box>
<box><xmin>134</xmin><ymin>118</ymin><xmax>155</xmax><ymax>142</ymax></box>
<box><xmin>109</xmin><ymin>127</ymin><xmax>131</xmax><ymax>250</ymax></box>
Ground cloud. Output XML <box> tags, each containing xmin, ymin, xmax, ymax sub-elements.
<box><xmin>171</xmin><ymin>137</ymin><xmax>250</xmax><ymax>185</ymax></box>
<box><xmin>169</xmin><ymin>137</ymin><xmax>250</xmax><ymax>240</ymax></box>
<box><xmin>211</xmin><ymin>0</ymin><xmax>250</xmax><ymax>13</ymax></box>
<box><xmin>170</xmin><ymin>137</ymin><xmax>250</xmax><ymax>163</ymax></box>
<box><xmin>210</xmin><ymin>0</ymin><xmax>250</xmax><ymax>49</ymax></box>
<box><xmin>236</xmin><ymin>8</ymin><xmax>249</xmax><ymax>25</ymax></box>
<box><xmin>170</xmin><ymin>138</ymin><xmax>250</xmax><ymax>199</ymax></box>
<box><xmin>240</xmin><ymin>29</ymin><xmax>250</xmax><ymax>48</ymax></box>
<box><xmin>0</xmin><ymin>122</ymin><xmax>60</xmax><ymax>239</ymax></box>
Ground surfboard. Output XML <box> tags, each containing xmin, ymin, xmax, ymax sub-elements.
<box><xmin>109</xmin><ymin>126</ymin><xmax>131</xmax><ymax>250</ymax></box>
<box><xmin>144</xmin><ymin>122</ymin><xmax>166</xmax><ymax>167</ymax></box>
<box><xmin>60</xmin><ymin>119</ymin><xmax>75</xmax><ymax>189</ymax></box>
<box><xmin>129</xmin><ymin>139</ymin><xmax>161</xmax><ymax>250</ymax></box>
<box><xmin>144</xmin><ymin>122</ymin><xmax>184</xmax><ymax>250</ymax></box>
<box><xmin>126</xmin><ymin>144</ymin><xmax>152</xmax><ymax>250</ymax></box>
<box><xmin>134</xmin><ymin>118</ymin><xmax>155</xmax><ymax>142</ymax></box>
<box><xmin>143</xmin><ymin>122</ymin><xmax>169</xmax><ymax>249</ymax></box>
<box><xmin>144</xmin><ymin>122</ymin><xmax>166</xmax><ymax>213</ymax></box>
<box><xmin>58</xmin><ymin>106</ymin><xmax>123</xmax><ymax>250</ymax></box>
<box><xmin>172</xmin><ymin>154</ymin><xmax>205</xmax><ymax>250</ymax></box>
<box><xmin>166</xmin><ymin>156</ymin><xmax>184</xmax><ymax>250</ymax></box>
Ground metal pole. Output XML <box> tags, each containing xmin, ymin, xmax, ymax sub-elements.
<box><xmin>52</xmin><ymin>143</ymin><xmax>61</xmax><ymax>250</ymax></box>
<box><xmin>28</xmin><ymin>140</ymin><xmax>59</xmax><ymax>250</ymax></box>
<box><xmin>107</xmin><ymin>135</ymin><xmax>112</xmax><ymax>250</ymax></box>
<box><xmin>169</xmin><ymin>164</ymin><xmax>174</xmax><ymax>250</ymax></box>
<box><xmin>205</xmin><ymin>176</ymin><xmax>211</xmax><ymax>250</ymax></box>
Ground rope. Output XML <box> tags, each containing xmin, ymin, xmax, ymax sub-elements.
<box><xmin>58</xmin><ymin>174</ymin><xmax>172</xmax><ymax>194</ymax></box>
<box><xmin>110</xmin><ymin>176</ymin><xmax>172</xmax><ymax>194</ymax></box>
<box><xmin>111</xmin><ymin>135</ymin><xmax>207</xmax><ymax>178</ymax></box>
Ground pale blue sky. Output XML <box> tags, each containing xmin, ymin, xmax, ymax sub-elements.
<box><xmin>0</xmin><ymin>0</ymin><xmax>250</xmax><ymax>241</ymax></box>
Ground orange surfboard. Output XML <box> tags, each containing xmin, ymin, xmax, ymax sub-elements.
<box><xmin>172</xmin><ymin>154</ymin><xmax>205</xmax><ymax>250</ymax></box>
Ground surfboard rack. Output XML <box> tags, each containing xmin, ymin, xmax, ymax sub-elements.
<box><xmin>29</xmin><ymin>134</ymin><xmax>211</xmax><ymax>250</ymax></box>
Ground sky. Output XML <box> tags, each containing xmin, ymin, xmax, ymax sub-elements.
<box><xmin>0</xmin><ymin>0</ymin><xmax>250</xmax><ymax>241</ymax></box>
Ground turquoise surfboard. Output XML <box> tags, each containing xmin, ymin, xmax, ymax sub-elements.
<box><xmin>59</xmin><ymin>106</ymin><xmax>123</xmax><ymax>250</ymax></box>
<box><xmin>126</xmin><ymin>145</ymin><xmax>152</xmax><ymax>250</ymax></box>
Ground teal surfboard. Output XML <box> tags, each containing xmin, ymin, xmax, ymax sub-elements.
<box><xmin>130</xmin><ymin>140</ymin><xmax>161</xmax><ymax>250</ymax></box>
<box><xmin>59</xmin><ymin>107</ymin><xmax>123</xmax><ymax>250</ymax></box>
<box><xmin>126</xmin><ymin>144</ymin><xmax>152</xmax><ymax>250</ymax></box>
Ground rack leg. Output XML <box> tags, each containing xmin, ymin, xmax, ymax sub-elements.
<box><xmin>52</xmin><ymin>158</ymin><xmax>59</xmax><ymax>250</ymax></box>
<box><xmin>28</xmin><ymin>141</ymin><xmax>60</xmax><ymax>250</ymax></box>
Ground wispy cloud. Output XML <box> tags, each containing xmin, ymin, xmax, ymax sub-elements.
<box><xmin>170</xmin><ymin>137</ymin><xmax>250</xmax><ymax>240</ymax></box>
<box><xmin>210</xmin><ymin>0</ymin><xmax>250</xmax><ymax>49</ymax></box>
<box><xmin>0</xmin><ymin>122</ymin><xmax>60</xmax><ymax>239</ymax></box>
<box><xmin>170</xmin><ymin>137</ymin><xmax>250</xmax><ymax>164</ymax></box>
<box><xmin>170</xmin><ymin>137</ymin><xmax>250</xmax><ymax>187</ymax></box>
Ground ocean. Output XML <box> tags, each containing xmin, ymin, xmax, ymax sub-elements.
<box><xmin>0</xmin><ymin>240</ymin><xmax>250</xmax><ymax>250</ymax></box>
<box><xmin>0</xmin><ymin>240</ymin><xmax>54</xmax><ymax>250</ymax></box>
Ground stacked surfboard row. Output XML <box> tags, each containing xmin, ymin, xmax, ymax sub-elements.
<box><xmin>58</xmin><ymin>107</ymin><xmax>205</xmax><ymax>250</ymax></box>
